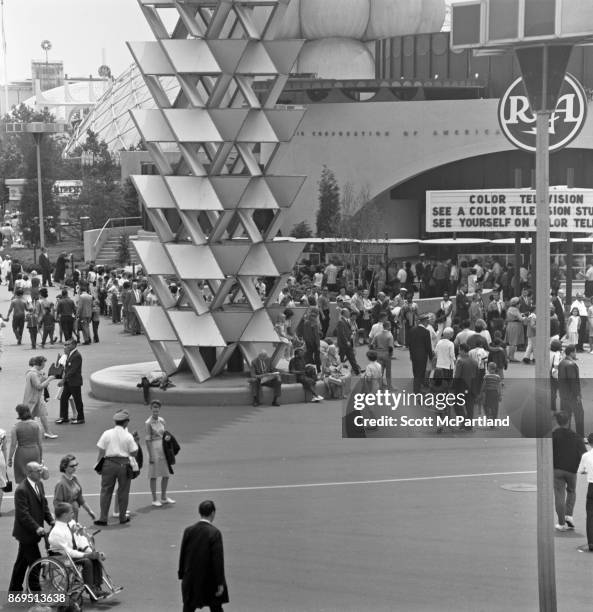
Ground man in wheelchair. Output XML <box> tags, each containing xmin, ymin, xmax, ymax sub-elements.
<box><xmin>48</xmin><ymin>502</ymin><xmax>107</xmax><ymax>599</ymax></box>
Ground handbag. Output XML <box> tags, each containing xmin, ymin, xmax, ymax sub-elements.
<box><xmin>94</xmin><ymin>457</ymin><xmax>105</xmax><ymax>474</ymax></box>
<box><xmin>48</xmin><ymin>355</ymin><xmax>64</xmax><ymax>379</ymax></box>
<box><xmin>2</xmin><ymin>479</ymin><xmax>12</xmax><ymax>493</ymax></box>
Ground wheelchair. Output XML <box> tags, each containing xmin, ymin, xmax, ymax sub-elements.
<box><xmin>24</xmin><ymin>524</ymin><xmax>123</xmax><ymax>609</ymax></box>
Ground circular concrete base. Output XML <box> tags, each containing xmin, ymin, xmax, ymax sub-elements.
<box><xmin>90</xmin><ymin>361</ymin><xmax>332</xmax><ymax>406</ymax></box>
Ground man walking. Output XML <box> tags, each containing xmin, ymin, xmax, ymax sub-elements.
<box><xmin>77</xmin><ymin>285</ymin><xmax>93</xmax><ymax>345</ymax></box>
<box><xmin>94</xmin><ymin>410</ymin><xmax>138</xmax><ymax>526</ymax></box>
<box><xmin>8</xmin><ymin>462</ymin><xmax>55</xmax><ymax>591</ymax></box>
<box><xmin>577</xmin><ymin>434</ymin><xmax>593</xmax><ymax>552</ymax></box>
<box><xmin>453</xmin><ymin>343</ymin><xmax>480</xmax><ymax>428</ymax></box>
<box><xmin>56</xmin><ymin>288</ymin><xmax>76</xmax><ymax>341</ymax></box>
<box><xmin>407</xmin><ymin>314</ymin><xmax>434</xmax><ymax>393</ymax></box>
<box><xmin>558</xmin><ymin>345</ymin><xmax>584</xmax><ymax>439</ymax></box>
<box><xmin>178</xmin><ymin>500</ymin><xmax>229</xmax><ymax>612</ymax></box>
<box><xmin>38</xmin><ymin>247</ymin><xmax>52</xmax><ymax>287</ymax></box>
<box><xmin>56</xmin><ymin>339</ymin><xmax>85</xmax><ymax>424</ymax></box>
<box><xmin>336</xmin><ymin>308</ymin><xmax>361</xmax><ymax>375</ymax></box>
<box><xmin>553</xmin><ymin>411</ymin><xmax>587</xmax><ymax>531</ymax></box>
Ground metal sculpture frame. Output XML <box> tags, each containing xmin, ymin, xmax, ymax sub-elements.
<box><xmin>128</xmin><ymin>0</ymin><xmax>306</xmax><ymax>382</ymax></box>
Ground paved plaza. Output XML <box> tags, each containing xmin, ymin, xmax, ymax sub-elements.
<box><xmin>1</xmin><ymin>283</ymin><xmax>593</xmax><ymax>611</ymax></box>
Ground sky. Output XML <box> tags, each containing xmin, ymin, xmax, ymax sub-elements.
<box><xmin>2</xmin><ymin>0</ymin><xmax>167</xmax><ymax>82</ymax></box>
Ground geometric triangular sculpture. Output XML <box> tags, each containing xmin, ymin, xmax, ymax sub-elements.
<box><xmin>129</xmin><ymin>0</ymin><xmax>306</xmax><ymax>382</ymax></box>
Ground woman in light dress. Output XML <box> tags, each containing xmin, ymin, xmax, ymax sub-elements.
<box><xmin>0</xmin><ymin>428</ymin><xmax>8</xmax><ymax>515</ymax></box>
<box><xmin>8</xmin><ymin>404</ymin><xmax>43</xmax><ymax>484</ymax></box>
<box><xmin>23</xmin><ymin>355</ymin><xmax>58</xmax><ymax>439</ymax></box>
<box><xmin>145</xmin><ymin>400</ymin><xmax>175</xmax><ymax>508</ymax></box>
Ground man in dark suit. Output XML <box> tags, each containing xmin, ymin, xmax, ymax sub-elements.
<box><xmin>249</xmin><ymin>350</ymin><xmax>281</xmax><ymax>407</ymax></box>
<box><xmin>407</xmin><ymin>315</ymin><xmax>434</xmax><ymax>393</ymax></box>
<box><xmin>558</xmin><ymin>344</ymin><xmax>584</xmax><ymax>439</ymax></box>
<box><xmin>56</xmin><ymin>288</ymin><xmax>76</xmax><ymax>341</ymax></box>
<box><xmin>56</xmin><ymin>339</ymin><xmax>85</xmax><ymax>424</ymax></box>
<box><xmin>336</xmin><ymin>308</ymin><xmax>361</xmax><ymax>375</ymax></box>
<box><xmin>8</xmin><ymin>461</ymin><xmax>55</xmax><ymax>592</ymax></box>
<box><xmin>38</xmin><ymin>247</ymin><xmax>52</xmax><ymax>287</ymax></box>
<box><xmin>178</xmin><ymin>500</ymin><xmax>229</xmax><ymax>612</ymax></box>
<box><xmin>551</xmin><ymin>289</ymin><xmax>566</xmax><ymax>338</ymax></box>
<box><xmin>453</xmin><ymin>343</ymin><xmax>480</xmax><ymax>428</ymax></box>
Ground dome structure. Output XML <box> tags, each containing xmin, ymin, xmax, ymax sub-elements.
<box><xmin>23</xmin><ymin>79</ymin><xmax>111</xmax><ymax>123</ymax></box>
<box><xmin>300</xmin><ymin>0</ymin><xmax>370</xmax><ymax>39</ymax></box>
<box><xmin>297</xmin><ymin>38</ymin><xmax>375</xmax><ymax>79</ymax></box>
<box><xmin>63</xmin><ymin>64</ymin><xmax>179</xmax><ymax>156</ymax></box>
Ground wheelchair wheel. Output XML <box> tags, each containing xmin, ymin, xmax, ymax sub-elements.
<box><xmin>25</xmin><ymin>557</ymin><xmax>70</xmax><ymax>594</ymax></box>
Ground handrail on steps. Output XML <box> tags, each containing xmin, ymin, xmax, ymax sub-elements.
<box><xmin>92</xmin><ymin>216</ymin><xmax>143</xmax><ymax>260</ymax></box>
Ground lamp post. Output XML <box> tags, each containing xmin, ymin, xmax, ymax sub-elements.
<box><xmin>4</xmin><ymin>121</ymin><xmax>64</xmax><ymax>252</ymax></box>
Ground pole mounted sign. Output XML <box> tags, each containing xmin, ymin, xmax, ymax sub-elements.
<box><xmin>498</xmin><ymin>73</ymin><xmax>587</xmax><ymax>152</ymax></box>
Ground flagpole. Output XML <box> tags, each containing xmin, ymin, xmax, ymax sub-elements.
<box><xmin>1</xmin><ymin>0</ymin><xmax>8</xmax><ymax>116</ymax></box>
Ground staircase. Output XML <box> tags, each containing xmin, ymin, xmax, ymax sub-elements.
<box><xmin>94</xmin><ymin>229</ymin><xmax>141</xmax><ymax>266</ymax></box>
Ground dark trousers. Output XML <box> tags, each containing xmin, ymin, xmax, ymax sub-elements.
<box><xmin>76</xmin><ymin>557</ymin><xmax>103</xmax><ymax>589</ymax></box>
<box><xmin>338</xmin><ymin>343</ymin><xmax>361</xmax><ymax>375</ymax></box>
<box><xmin>550</xmin><ymin>378</ymin><xmax>559</xmax><ymax>412</ymax></box>
<box><xmin>553</xmin><ymin>469</ymin><xmax>577</xmax><ymax>525</ymax></box>
<box><xmin>41</xmin><ymin>325</ymin><xmax>55</xmax><ymax>346</ymax></box>
<box><xmin>321</xmin><ymin>310</ymin><xmax>330</xmax><ymax>337</ymax></box>
<box><xmin>28</xmin><ymin>326</ymin><xmax>38</xmax><ymax>348</ymax></box>
<box><xmin>60</xmin><ymin>383</ymin><xmax>84</xmax><ymax>421</ymax></box>
<box><xmin>560</xmin><ymin>396</ymin><xmax>584</xmax><ymax>438</ymax></box>
<box><xmin>111</xmin><ymin>301</ymin><xmax>121</xmax><ymax>323</ymax></box>
<box><xmin>41</xmin><ymin>269</ymin><xmax>52</xmax><ymax>286</ymax></box>
<box><xmin>12</xmin><ymin>314</ymin><xmax>25</xmax><ymax>343</ymax></box>
<box><xmin>60</xmin><ymin>316</ymin><xmax>74</xmax><ymax>341</ymax></box>
<box><xmin>411</xmin><ymin>358</ymin><xmax>428</xmax><ymax>393</ymax></box>
<box><xmin>578</xmin><ymin>316</ymin><xmax>588</xmax><ymax>350</ymax></box>
<box><xmin>92</xmin><ymin>320</ymin><xmax>100</xmax><ymax>342</ymax></box>
<box><xmin>250</xmin><ymin>377</ymin><xmax>281</xmax><ymax>403</ymax></box>
<box><xmin>99</xmin><ymin>458</ymin><xmax>131</xmax><ymax>522</ymax></box>
<box><xmin>9</xmin><ymin>541</ymin><xmax>41</xmax><ymax>591</ymax></box>
<box><xmin>297</xmin><ymin>374</ymin><xmax>317</xmax><ymax>401</ymax></box>
<box><xmin>304</xmin><ymin>341</ymin><xmax>321</xmax><ymax>372</ymax></box>
<box><xmin>587</xmin><ymin>483</ymin><xmax>593</xmax><ymax>549</ymax></box>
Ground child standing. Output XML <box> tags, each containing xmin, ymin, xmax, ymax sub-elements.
<box><xmin>566</xmin><ymin>307</ymin><xmax>580</xmax><ymax>347</ymax></box>
<box><xmin>363</xmin><ymin>350</ymin><xmax>383</xmax><ymax>393</ymax></box>
<box><xmin>480</xmin><ymin>362</ymin><xmax>503</xmax><ymax>424</ymax></box>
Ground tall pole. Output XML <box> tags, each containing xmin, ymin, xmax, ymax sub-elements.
<box><xmin>534</xmin><ymin>47</ymin><xmax>555</xmax><ymax>612</ymax></box>
<box><xmin>1</xmin><ymin>0</ymin><xmax>8</xmax><ymax>116</ymax></box>
<box><xmin>34</xmin><ymin>133</ymin><xmax>45</xmax><ymax>250</ymax></box>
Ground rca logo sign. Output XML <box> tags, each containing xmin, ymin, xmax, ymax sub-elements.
<box><xmin>498</xmin><ymin>73</ymin><xmax>587</xmax><ymax>152</ymax></box>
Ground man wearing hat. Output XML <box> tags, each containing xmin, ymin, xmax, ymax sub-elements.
<box><xmin>570</xmin><ymin>294</ymin><xmax>588</xmax><ymax>351</ymax></box>
<box><xmin>336</xmin><ymin>308</ymin><xmax>361</xmax><ymax>375</ymax></box>
<box><xmin>94</xmin><ymin>410</ymin><xmax>138</xmax><ymax>526</ymax></box>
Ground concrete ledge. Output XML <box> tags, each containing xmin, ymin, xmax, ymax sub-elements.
<box><xmin>90</xmin><ymin>361</ymin><xmax>336</xmax><ymax>406</ymax></box>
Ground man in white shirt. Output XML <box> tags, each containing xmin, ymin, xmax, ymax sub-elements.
<box><xmin>324</xmin><ymin>262</ymin><xmax>338</xmax><ymax>293</ymax></box>
<box><xmin>577</xmin><ymin>434</ymin><xmax>593</xmax><ymax>551</ymax></box>
<box><xmin>49</xmin><ymin>502</ymin><xmax>105</xmax><ymax>597</ymax></box>
<box><xmin>94</xmin><ymin>410</ymin><xmax>138</xmax><ymax>526</ymax></box>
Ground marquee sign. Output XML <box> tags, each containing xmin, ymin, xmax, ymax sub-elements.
<box><xmin>426</xmin><ymin>189</ymin><xmax>593</xmax><ymax>232</ymax></box>
<box><xmin>498</xmin><ymin>73</ymin><xmax>587</xmax><ymax>152</ymax></box>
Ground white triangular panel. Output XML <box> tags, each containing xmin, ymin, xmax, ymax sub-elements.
<box><xmin>130</xmin><ymin>109</ymin><xmax>176</xmax><ymax>142</ymax></box>
<box><xmin>169</xmin><ymin>311</ymin><xmax>226</xmax><ymax>346</ymax></box>
<box><xmin>127</xmin><ymin>41</ymin><xmax>174</xmax><ymax>75</ymax></box>
<box><xmin>165</xmin><ymin>244</ymin><xmax>225</xmax><ymax>280</ymax></box>
<box><xmin>208</xmin><ymin>109</ymin><xmax>250</xmax><ymax>141</ymax></box>
<box><xmin>265</xmin><ymin>176</ymin><xmax>306</xmax><ymax>208</ymax></box>
<box><xmin>163</xmin><ymin>109</ymin><xmax>223</xmax><ymax>143</ymax></box>
<box><xmin>165</xmin><ymin>177</ymin><xmax>223</xmax><ymax>211</ymax></box>
<box><xmin>210</xmin><ymin>243</ymin><xmax>251</xmax><ymax>275</ymax></box>
<box><xmin>262</xmin><ymin>40</ymin><xmax>304</xmax><ymax>75</ymax></box>
<box><xmin>263</xmin><ymin>109</ymin><xmax>306</xmax><ymax>142</ymax></box>
<box><xmin>210</xmin><ymin>176</ymin><xmax>251</xmax><ymax>209</ymax></box>
<box><xmin>238</xmin><ymin>243</ymin><xmax>279</xmax><ymax>276</ymax></box>
<box><xmin>132</xmin><ymin>240</ymin><xmax>176</xmax><ymax>275</ymax></box>
<box><xmin>211</xmin><ymin>311</ymin><xmax>253</xmax><ymax>342</ymax></box>
<box><xmin>208</xmin><ymin>40</ymin><xmax>250</xmax><ymax>74</ymax></box>
<box><xmin>160</xmin><ymin>39</ymin><xmax>221</xmax><ymax>73</ymax></box>
<box><xmin>131</xmin><ymin>175</ymin><xmax>175</xmax><ymax>209</ymax></box>
<box><xmin>237</xmin><ymin>111</ymin><xmax>278</xmax><ymax>143</ymax></box>
<box><xmin>266</xmin><ymin>241</ymin><xmax>305</xmax><ymax>274</ymax></box>
<box><xmin>135</xmin><ymin>306</ymin><xmax>177</xmax><ymax>342</ymax></box>
<box><xmin>238</xmin><ymin>178</ymin><xmax>278</xmax><ymax>209</ymax></box>
<box><xmin>240</xmin><ymin>310</ymin><xmax>279</xmax><ymax>342</ymax></box>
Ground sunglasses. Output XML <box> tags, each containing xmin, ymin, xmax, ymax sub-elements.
<box><xmin>68</xmin><ymin>463</ymin><xmax>78</xmax><ymax>468</ymax></box>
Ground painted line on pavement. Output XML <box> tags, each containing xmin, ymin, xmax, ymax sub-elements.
<box><xmin>1</xmin><ymin>470</ymin><xmax>536</xmax><ymax>500</ymax></box>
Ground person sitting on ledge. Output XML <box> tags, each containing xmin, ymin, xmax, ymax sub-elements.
<box><xmin>289</xmin><ymin>348</ymin><xmax>323</xmax><ymax>403</ymax></box>
<box><xmin>136</xmin><ymin>369</ymin><xmax>173</xmax><ymax>405</ymax></box>
<box><xmin>249</xmin><ymin>350</ymin><xmax>281</xmax><ymax>407</ymax></box>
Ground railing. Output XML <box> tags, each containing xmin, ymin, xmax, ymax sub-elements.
<box><xmin>92</xmin><ymin>216</ymin><xmax>143</xmax><ymax>261</ymax></box>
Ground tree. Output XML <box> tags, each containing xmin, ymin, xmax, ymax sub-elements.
<box><xmin>290</xmin><ymin>220</ymin><xmax>313</xmax><ymax>238</ymax></box>
<box><xmin>316</xmin><ymin>165</ymin><xmax>341</xmax><ymax>237</ymax></box>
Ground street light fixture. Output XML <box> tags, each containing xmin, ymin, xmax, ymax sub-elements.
<box><xmin>4</xmin><ymin>121</ymin><xmax>65</xmax><ymax>251</ymax></box>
